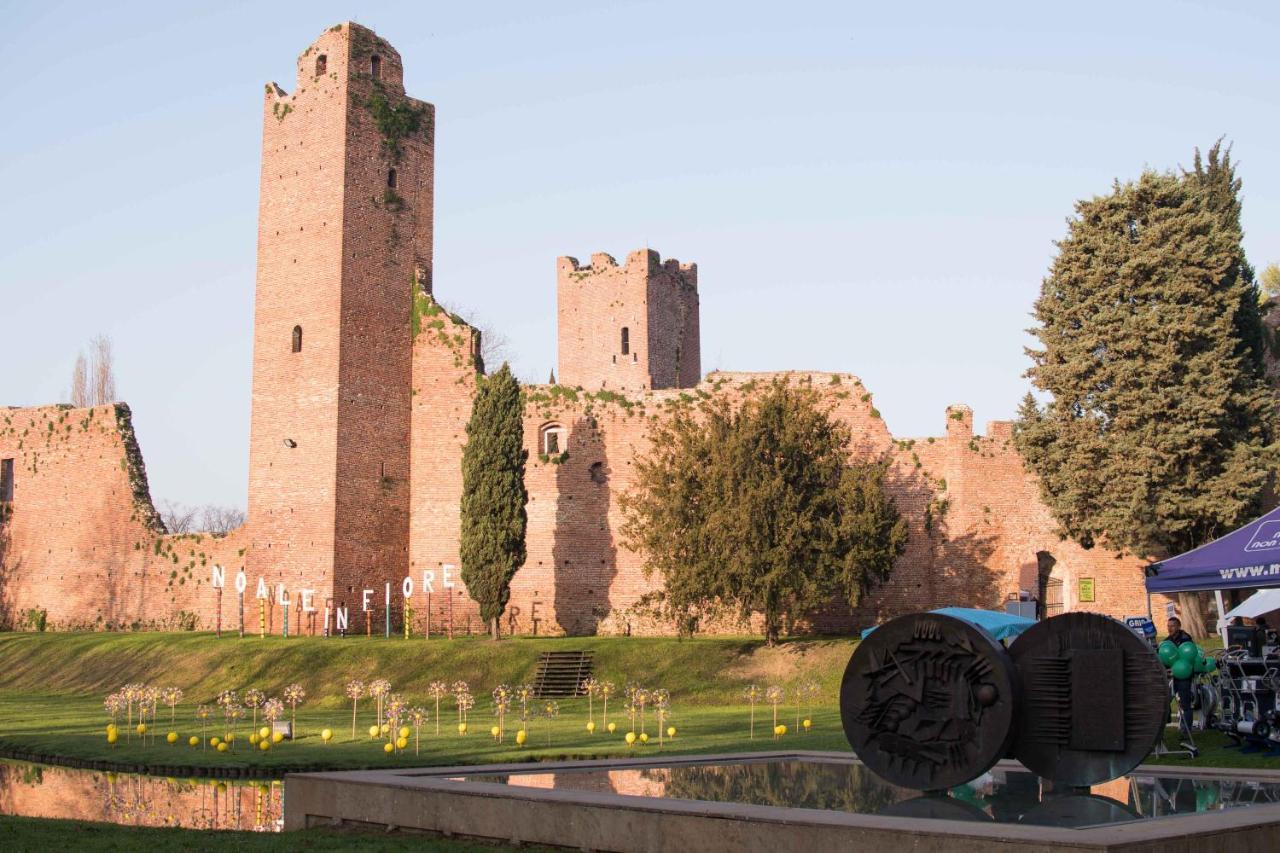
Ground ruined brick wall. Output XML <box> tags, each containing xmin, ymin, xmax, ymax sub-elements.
<box><xmin>557</xmin><ymin>250</ymin><xmax>699</xmax><ymax>392</ymax></box>
<box><xmin>247</xmin><ymin>23</ymin><xmax>430</xmax><ymax>607</ymax></box>
<box><xmin>0</xmin><ymin>405</ymin><xmax>245</xmax><ymax>632</ymax></box>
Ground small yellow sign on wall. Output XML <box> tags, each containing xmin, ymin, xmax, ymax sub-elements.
<box><xmin>1079</xmin><ymin>577</ymin><xmax>1096</xmax><ymax>603</ymax></box>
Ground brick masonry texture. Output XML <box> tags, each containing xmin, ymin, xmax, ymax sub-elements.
<box><xmin>0</xmin><ymin>23</ymin><xmax>1169</xmax><ymax>635</ymax></box>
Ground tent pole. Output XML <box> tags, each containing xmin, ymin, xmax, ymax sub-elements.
<box><xmin>1215</xmin><ymin>590</ymin><xmax>1227</xmax><ymax>646</ymax></box>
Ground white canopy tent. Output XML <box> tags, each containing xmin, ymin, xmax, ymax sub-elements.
<box><xmin>1222</xmin><ymin>588</ymin><xmax>1280</xmax><ymax>622</ymax></box>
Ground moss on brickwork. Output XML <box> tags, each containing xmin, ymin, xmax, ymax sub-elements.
<box><xmin>112</xmin><ymin>403</ymin><xmax>164</xmax><ymax>534</ymax></box>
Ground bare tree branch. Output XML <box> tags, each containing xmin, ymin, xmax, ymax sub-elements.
<box><xmin>69</xmin><ymin>353</ymin><xmax>90</xmax><ymax>407</ymax></box>
<box><xmin>89</xmin><ymin>334</ymin><xmax>117</xmax><ymax>405</ymax></box>
<box><xmin>158</xmin><ymin>499</ymin><xmax>197</xmax><ymax>535</ymax></box>
<box><xmin>199</xmin><ymin>505</ymin><xmax>246</xmax><ymax>536</ymax></box>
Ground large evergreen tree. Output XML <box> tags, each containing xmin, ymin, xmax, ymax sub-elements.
<box><xmin>621</xmin><ymin>381</ymin><xmax>907</xmax><ymax>644</ymax></box>
<box><xmin>460</xmin><ymin>364</ymin><xmax>528</xmax><ymax>640</ymax></box>
<box><xmin>1017</xmin><ymin>144</ymin><xmax>1276</xmax><ymax>635</ymax></box>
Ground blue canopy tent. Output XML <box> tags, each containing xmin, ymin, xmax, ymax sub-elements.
<box><xmin>860</xmin><ymin>607</ymin><xmax>1035</xmax><ymax>641</ymax></box>
<box><xmin>1145</xmin><ymin>505</ymin><xmax>1280</xmax><ymax>594</ymax></box>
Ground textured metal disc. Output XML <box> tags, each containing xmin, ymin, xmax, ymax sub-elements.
<box><xmin>1008</xmin><ymin>612</ymin><xmax>1166</xmax><ymax>787</ymax></box>
<box><xmin>1019</xmin><ymin>793</ymin><xmax>1140</xmax><ymax>828</ymax></box>
<box><xmin>841</xmin><ymin>613</ymin><xmax>1018</xmax><ymax>791</ymax></box>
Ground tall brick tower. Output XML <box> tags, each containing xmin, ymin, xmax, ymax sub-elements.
<box><xmin>557</xmin><ymin>249</ymin><xmax>700</xmax><ymax>391</ymax></box>
<box><xmin>246</xmin><ymin>23</ymin><xmax>433</xmax><ymax>607</ymax></box>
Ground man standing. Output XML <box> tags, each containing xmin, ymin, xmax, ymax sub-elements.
<box><xmin>1167</xmin><ymin>616</ymin><xmax>1194</xmax><ymax>736</ymax></box>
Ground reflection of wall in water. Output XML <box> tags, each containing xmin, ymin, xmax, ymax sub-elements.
<box><xmin>0</xmin><ymin>762</ymin><xmax>281</xmax><ymax>831</ymax></box>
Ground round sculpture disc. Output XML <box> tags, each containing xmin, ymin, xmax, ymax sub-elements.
<box><xmin>1008</xmin><ymin>612</ymin><xmax>1166</xmax><ymax>787</ymax></box>
<box><xmin>841</xmin><ymin>613</ymin><xmax>1018</xmax><ymax>791</ymax></box>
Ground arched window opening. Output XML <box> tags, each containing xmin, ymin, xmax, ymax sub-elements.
<box><xmin>370</xmin><ymin>55</ymin><xmax>382</xmax><ymax>80</ymax></box>
<box><xmin>620</xmin><ymin>327</ymin><xmax>630</xmax><ymax>355</ymax></box>
<box><xmin>387</xmin><ymin>168</ymin><xmax>397</xmax><ymax>189</ymax></box>
<box><xmin>541</xmin><ymin>423</ymin><xmax>566</xmax><ymax>456</ymax></box>
<box><xmin>315</xmin><ymin>54</ymin><xmax>327</xmax><ymax>76</ymax></box>
<box><xmin>291</xmin><ymin>325</ymin><xmax>302</xmax><ymax>353</ymax></box>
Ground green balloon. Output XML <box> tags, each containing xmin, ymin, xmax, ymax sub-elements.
<box><xmin>1193</xmin><ymin>656</ymin><xmax>1208</xmax><ymax>674</ymax></box>
<box><xmin>1158</xmin><ymin>641</ymin><xmax>1179</xmax><ymax>666</ymax></box>
<box><xmin>1178</xmin><ymin>641</ymin><xmax>1199</xmax><ymax>662</ymax></box>
<box><xmin>1204</xmin><ymin>657</ymin><xmax>1217</xmax><ymax>673</ymax></box>
<box><xmin>1171</xmin><ymin>658</ymin><xmax>1194</xmax><ymax>680</ymax></box>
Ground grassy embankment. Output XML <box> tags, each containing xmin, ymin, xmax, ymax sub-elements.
<box><xmin>0</xmin><ymin>631</ymin><xmax>853</xmax><ymax>773</ymax></box>
<box><xmin>0</xmin><ymin>630</ymin><xmax>1271</xmax><ymax>772</ymax></box>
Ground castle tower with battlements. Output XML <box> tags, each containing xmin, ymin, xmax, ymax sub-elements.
<box><xmin>557</xmin><ymin>249</ymin><xmax>700</xmax><ymax>391</ymax></box>
<box><xmin>245</xmin><ymin>23</ymin><xmax>434</xmax><ymax>603</ymax></box>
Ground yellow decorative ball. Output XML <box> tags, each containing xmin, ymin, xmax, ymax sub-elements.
<box><xmin>166</xmin><ymin>732</ymin><xmax>178</xmax><ymax>744</ymax></box>
<box><xmin>802</xmin><ymin>719</ymin><xmax>812</xmax><ymax>730</ymax></box>
<box><xmin>271</xmin><ymin>732</ymin><xmax>284</xmax><ymax>743</ymax></box>
<box><xmin>667</xmin><ymin>726</ymin><xmax>676</xmax><ymax>738</ymax></box>
<box><xmin>457</xmin><ymin>722</ymin><xmax>468</xmax><ymax>735</ymax></box>
<box><xmin>259</xmin><ymin>739</ymin><xmax>270</xmax><ymax>752</ymax></box>
<box><xmin>249</xmin><ymin>733</ymin><xmax>259</xmax><ymax>745</ymax></box>
<box><xmin>607</xmin><ymin>722</ymin><xmax>617</xmax><ymax>734</ymax></box>
<box><xmin>369</xmin><ymin>724</ymin><xmax>381</xmax><ymax>738</ymax></box>
<box><xmin>490</xmin><ymin>726</ymin><xmax>501</xmax><ymax>738</ymax></box>
<box><xmin>515</xmin><ymin>729</ymin><xmax>527</xmax><ymax>746</ymax></box>
<box><xmin>399</xmin><ymin>726</ymin><xmax>411</xmax><ymax>740</ymax></box>
<box><xmin>773</xmin><ymin>724</ymin><xmax>786</xmax><ymax>736</ymax></box>
<box><xmin>259</xmin><ymin>726</ymin><xmax>271</xmax><ymax>740</ymax></box>
<box><xmin>586</xmin><ymin>721</ymin><xmax>596</xmax><ymax>733</ymax></box>
<box><xmin>396</xmin><ymin>736</ymin><xmax>409</xmax><ymax>750</ymax></box>
<box><xmin>224</xmin><ymin>733</ymin><xmax>234</xmax><ymax>743</ymax></box>
<box><xmin>216</xmin><ymin>742</ymin><xmax>229</xmax><ymax>753</ymax></box>
<box><xmin>639</xmin><ymin>732</ymin><xmax>649</xmax><ymax>744</ymax></box>
<box><xmin>215</xmin><ymin>782</ymin><xmax>227</xmax><ymax>793</ymax></box>
<box><xmin>210</xmin><ymin>736</ymin><xmax>221</xmax><ymax>747</ymax></box>
<box><xmin>136</xmin><ymin>723</ymin><xmax>147</xmax><ymax>735</ymax></box>
<box><xmin>625</xmin><ymin>731</ymin><xmax>637</xmax><ymax>745</ymax></box>
<box><xmin>188</xmin><ymin>736</ymin><xmax>199</xmax><ymax>747</ymax></box>
<box><xmin>106</xmin><ymin>724</ymin><xmax>118</xmax><ymax>735</ymax></box>
<box><xmin>380</xmin><ymin>723</ymin><xmax>390</xmax><ymax>735</ymax></box>
<box><xmin>383</xmin><ymin>742</ymin><xmax>394</xmax><ymax>754</ymax></box>
<box><xmin>106</xmin><ymin>731</ymin><xmax>118</xmax><ymax>744</ymax></box>
<box><xmin>321</xmin><ymin>729</ymin><xmax>333</xmax><ymax>743</ymax></box>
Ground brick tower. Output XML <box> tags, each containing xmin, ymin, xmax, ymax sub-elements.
<box><xmin>556</xmin><ymin>249</ymin><xmax>700</xmax><ymax>391</ymax></box>
<box><xmin>246</xmin><ymin>23</ymin><xmax>433</xmax><ymax>610</ymax></box>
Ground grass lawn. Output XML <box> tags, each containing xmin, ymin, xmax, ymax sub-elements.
<box><xmin>0</xmin><ymin>631</ymin><xmax>852</xmax><ymax>773</ymax></box>
<box><xmin>0</xmin><ymin>814</ymin><xmax>556</xmax><ymax>852</ymax></box>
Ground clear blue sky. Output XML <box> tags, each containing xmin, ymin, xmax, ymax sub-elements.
<box><xmin>1</xmin><ymin>1</ymin><xmax>1276</xmax><ymax>510</ymax></box>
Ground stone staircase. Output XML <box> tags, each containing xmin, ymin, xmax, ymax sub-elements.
<box><xmin>531</xmin><ymin>650</ymin><xmax>595</xmax><ymax>698</ymax></box>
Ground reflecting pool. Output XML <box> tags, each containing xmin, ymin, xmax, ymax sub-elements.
<box><xmin>444</xmin><ymin>757</ymin><xmax>1280</xmax><ymax>828</ymax></box>
<box><xmin>0</xmin><ymin>760</ymin><xmax>283</xmax><ymax>831</ymax></box>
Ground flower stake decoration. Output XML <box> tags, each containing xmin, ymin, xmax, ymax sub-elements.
<box><xmin>492</xmin><ymin>685</ymin><xmax>512</xmax><ymax>743</ymax></box>
<box><xmin>160</xmin><ymin>687</ymin><xmax>183</xmax><ymax>726</ymax></box>
<box><xmin>766</xmin><ymin>685</ymin><xmax>784</xmax><ymax>738</ymax></box>
<box><xmin>345</xmin><ymin>680</ymin><xmax>365</xmax><ymax>739</ymax></box>
<box><xmin>223</xmin><ymin>703</ymin><xmax>245</xmax><ymax>750</ymax></box>
<box><xmin>283</xmin><ymin>684</ymin><xmax>306</xmax><ymax>740</ymax></box>
<box><xmin>386</xmin><ymin>694</ymin><xmax>407</xmax><ymax>747</ymax></box>
<box><xmin>541</xmin><ymin>700</ymin><xmax>559</xmax><ymax>747</ymax></box>
<box><xmin>427</xmin><ymin>681</ymin><xmax>448</xmax><ymax>736</ymax></box>
<box><xmin>452</xmin><ymin>681</ymin><xmax>472</xmax><ymax>734</ymax></box>
<box><xmin>635</xmin><ymin>688</ymin><xmax>650</xmax><ymax>738</ymax></box>
<box><xmin>244</xmin><ymin>688</ymin><xmax>266</xmax><ymax>731</ymax></box>
<box><xmin>368</xmin><ymin>679</ymin><xmax>392</xmax><ymax>730</ymax></box>
<box><xmin>582</xmin><ymin>678</ymin><xmax>601</xmax><ymax>732</ymax></box>
<box><xmin>515</xmin><ymin>684</ymin><xmax>534</xmax><ymax>735</ymax></box>
<box><xmin>652</xmin><ymin>689</ymin><xmax>671</xmax><ymax>747</ymax></box>
<box><xmin>195</xmin><ymin>705</ymin><xmax>213</xmax><ymax>749</ymax></box>
<box><xmin>263</xmin><ymin>697</ymin><xmax>284</xmax><ymax>742</ymax></box>
<box><xmin>104</xmin><ymin>692</ymin><xmax>124</xmax><ymax>728</ymax></box>
<box><xmin>744</xmin><ymin>684</ymin><xmax>762</xmax><ymax>740</ymax></box>
<box><xmin>800</xmin><ymin>679</ymin><xmax>820</xmax><ymax>734</ymax></box>
<box><xmin>409</xmin><ymin>707</ymin><xmax>428</xmax><ymax>755</ymax></box>
<box><xmin>598</xmin><ymin>680</ymin><xmax>615</xmax><ymax>733</ymax></box>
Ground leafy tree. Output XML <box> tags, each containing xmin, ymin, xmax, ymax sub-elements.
<box><xmin>1018</xmin><ymin>144</ymin><xmax>1276</xmax><ymax>637</ymax></box>
<box><xmin>622</xmin><ymin>381</ymin><xmax>907</xmax><ymax>644</ymax></box>
<box><xmin>460</xmin><ymin>364</ymin><xmax>528</xmax><ymax>640</ymax></box>
<box><xmin>1260</xmin><ymin>263</ymin><xmax>1280</xmax><ymax>304</ymax></box>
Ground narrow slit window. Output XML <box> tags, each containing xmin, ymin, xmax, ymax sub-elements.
<box><xmin>370</xmin><ymin>55</ymin><xmax>382</xmax><ymax>80</ymax></box>
<box><xmin>620</xmin><ymin>327</ymin><xmax>630</xmax><ymax>355</ymax></box>
<box><xmin>387</xmin><ymin>168</ymin><xmax>397</xmax><ymax>189</ymax></box>
<box><xmin>291</xmin><ymin>325</ymin><xmax>302</xmax><ymax>353</ymax></box>
<box><xmin>0</xmin><ymin>458</ymin><xmax>13</xmax><ymax>502</ymax></box>
<box><xmin>315</xmin><ymin>54</ymin><xmax>327</xmax><ymax>76</ymax></box>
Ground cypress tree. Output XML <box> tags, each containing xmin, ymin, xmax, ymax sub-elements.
<box><xmin>460</xmin><ymin>364</ymin><xmax>528</xmax><ymax>640</ymax></box>
<box><xmin>1018</xmin><ymin>146</ymin><xmax>1276</xmax><ymax>635</ymax></box>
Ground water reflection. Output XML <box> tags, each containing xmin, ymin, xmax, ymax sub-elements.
<box><xmin>0</xmin><ymin>760</ymin><xmax>283</xmax><ymax>831</ymax></box>
<box><xmin>451</xmin><ymin>759</ymin><xmax>1280</xmax><ymax>828</ymax></box>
